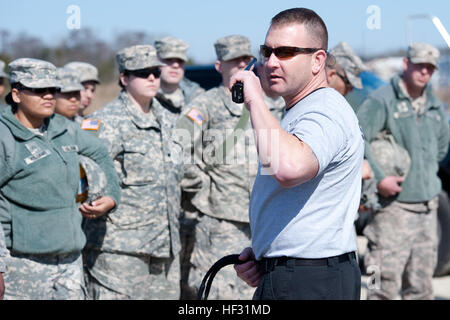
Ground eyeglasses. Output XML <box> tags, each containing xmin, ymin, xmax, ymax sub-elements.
<box><xmin>260</xmin><ymin>45</ymin><xmax>323</xmax><ymax>60</ymax></box>
<box><xmin>16</xmin><ymin>84</ymin><xmax>59</xmax><ymax>95</ymax></box>
<box><xmin>127</xmin><ymin>68</ymin><xmax>161</xmax><ymax>79</ymax></box>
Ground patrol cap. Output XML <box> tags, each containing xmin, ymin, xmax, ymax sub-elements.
<box><xmin>407</xmin><ymin>42</ymin><xmax>440</xmax><ymax>68</ymax></box>
<box><xmin>329</xmin><ymin>42</ymin><xmax>366</xmax><ymax>89</ymax></box>
<box><xmin>0</xmin><ymin>60</ymin><xmax>8</xmax><ymax>78</ymax></box>
<box><xmin>64</xmin><ymin>61</ymin><xmax>100</xmax><ymax>84</ymax></box>
<box><xmin>214</xmin><ymin>35</ymin><xmax>253</xmax><ymax>61</ymax></box>
<box><xmin>116</xmin><ymin>45</ymin><xmax>165</xmax><ymax>73</ymax></box>
<box><xmin>56</xmin><ymin>67</ymin><xmax>84</xmax><ymax>93</ymax></box>
<box><xmin>9</xmin><ymin>58</ymin><xmax>59</xmax><ymax>88</ymax></box>
<box><xmin>155</xmin><ymin>36</ymin><xmax>189</xmax><ymax>62</ymax></box>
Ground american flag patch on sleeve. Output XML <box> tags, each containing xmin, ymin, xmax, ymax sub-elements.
<box><xmin>186</xmin><ymin>108</ymin><xmax>205</xmax><ymax>126</ymax></box>
<box><xmin>81</xmin><ymin>119</ymin><xmax>101</xmax><ymax>131</ymax></box>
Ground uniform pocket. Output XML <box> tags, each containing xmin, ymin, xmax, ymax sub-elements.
<box><xmin>122</xmin><ymin>139</ymin><xmax>159</xmax><ymax>185</ymax></box>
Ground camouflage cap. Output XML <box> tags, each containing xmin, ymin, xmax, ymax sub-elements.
<box><xmin>9</xmin><ymin>58</ymin><xmax>59</xmax><ymax>88</ymax></box>
<box><xmin>407</xmin><ymin>42</ymin><xmax>440</xmax><ymax>68</ymax></box>
<box><xmin>64</xmin><ymin>61</ymin><xmax>100</xmax><ymax>83</ymax></box>
<box><xmin>214</xmin><ymin>35</ymin><xmax>253</xmax><ymax>61</ymax></box>
<box><xmin>56</xmin><ymin>67</ymin><xmax>84</xmax><ymax>93</ymax></box>
<box><xmin>155</xmin><ymin>36</ymin><xmax>189</xmax><ymax>62</ymax></box>
<box><xmin>0</xmin><ymin>60</ymin><xmax>8</xmax><ymax>78</ymax></box>
<box><xmin>78</xmin><ymin>156</ymin><xmax>108</xmax><ymax>204</ymax></box>
<box><xmin>116</xmin><ymin>45</ymin><xmax>165</xmax><ymax>73</ymax></box>
<box><xmin>370</xmin><ymin>131</ymin><xmax>411</xmax><ymax>177</ymax></box>
<box><xmin>329</xmin><ymin>42</ymin><xmax>366</xmax><ymax>89</ymax></box>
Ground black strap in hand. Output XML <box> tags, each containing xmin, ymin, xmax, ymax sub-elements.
<box><xmin>197</xmin><ymin>254</ymin><xmax>245</xmax><ymax>300</ymax></box>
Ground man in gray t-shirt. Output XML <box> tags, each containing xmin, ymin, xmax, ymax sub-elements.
<box><xmin>232</xmin><ymin>8</ymin><xmax>364</xmax><ymax>300</ymax></box>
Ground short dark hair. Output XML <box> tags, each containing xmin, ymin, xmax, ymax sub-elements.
<box><xmin>271</xmin><ymin>8</ymin><xmax>328</xmax><ymax>51</ymax></box>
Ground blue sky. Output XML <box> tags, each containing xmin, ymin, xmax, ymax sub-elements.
<box><xmin>0</xmin><ymin>0</ymin><xmax>449</xmax><ymax>63</ymax></box>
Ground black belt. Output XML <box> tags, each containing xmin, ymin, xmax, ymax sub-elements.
<box><xmin>260</xmin><ymin>252</ymin><xmax>356</xmax><ymax>273</ymax></box>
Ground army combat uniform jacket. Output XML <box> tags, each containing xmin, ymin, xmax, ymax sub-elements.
<box><xmin>357</xmin><ymin>75</ymin><xmax>450</xmax><ymax>202</ymax></box>
<box><xmin>176</xmin><ymin>85</ymin><xmax>284</xmax><ymax>223</ymax></box>
<box><xmin>84</xmin><ymin>90</ymin><xmax>183</xmax><ymax>258</ymax></box>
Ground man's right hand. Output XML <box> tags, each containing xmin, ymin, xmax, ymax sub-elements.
<box><xmin>234</xmin><ymin>247</ymin><xmax>262</xmax><ymax>288</ymax></box>
<box><xmin>377</xmin><ymin>176</ymin><xmax>405</xmax><ymax>198</ymax></box>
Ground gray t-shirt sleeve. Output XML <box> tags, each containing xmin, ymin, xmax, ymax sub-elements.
<box><xmin>289</xmin><ymin>108</ymin><xmax>345</xmax><ymax>177</ymax></box>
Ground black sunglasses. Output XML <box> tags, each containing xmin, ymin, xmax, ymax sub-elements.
<box><xmin>16</xmin><ymin>84</ymin><xmax>59</xmax><ymax>95</ymax></box>
<box><xmin>127</xmin><ymin>68</ymin><xmax>161</xmax><ymax>79</ymax></box>
<box><xmin>260</xmin><ymin>45</ymin><xmax>323</xmax><ymax>60</ymax></box>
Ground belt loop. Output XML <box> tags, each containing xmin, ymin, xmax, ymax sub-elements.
<box><xmin>327</xmin><ymin>256</ymin><xmax>337</xmax><ymax>267</ymax></box>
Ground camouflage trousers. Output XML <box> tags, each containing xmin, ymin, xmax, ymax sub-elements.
<box><xmin>3</xmin><ymin>251</ymin><xmax>86</xmax><ymax>300</ymax></box>
<box><xmin>84</xmin><ymin>249</ymin><xmax>180</xmax><ymax>300</ymax></box>
<box><xmin>364</xmin><ymin>197</ymin><xmax>438</xmax><ymax>300</ymax></box>
<box><xmin>187</xmin><ymin>214</ymin><xmax>255</xmax><ymax>300</ymax></box>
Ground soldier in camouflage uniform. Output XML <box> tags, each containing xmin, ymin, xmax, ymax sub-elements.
<box><xmin>0</xmin><ymin>58</ymin><xmax>120</xmax><ymax>300</ymax></box>
<box><xmin>175</xmin><ymin>35</ymin><xmax>284</xmax><ymax>300</ymax></box>
<box><xmin>325</xmin><ymin>42</ymin><xmax>366</xmax><ymax>98</ymax></box>
<box><xmin>357</xmin><ymin>43</ymin><xmax>450</xmax><ymax>299</ymax></box>
<box><xmin>64</xmin><ymin>61</ymin><xmax>100</xmax><ymax>120</ymax></box>
<box><xmin>155</xmin><ymin>36</ymin><xmax>205</xmax><ymax>120</ymax></box>
<box><xmin>0</xmin><ymin>60</ymin><xmax>8</xmax><ymax>109</ymax></box>
<box><xmin>82</xmin><ymin>45</ymin><xmax>184</xmax><ymax>300</ymax></box>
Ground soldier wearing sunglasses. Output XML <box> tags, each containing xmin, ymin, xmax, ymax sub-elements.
<box><xmin>0</xmin><ymin>58</ymin><xmax>120</xmax><ymax>300</ymax></box>
<box><xmin>232</xmin><ymin>8</ymin><xmax>363</xmax><ymax>300</ymax></box>
<box><xmin>83</xmin><ymin>45</ymin><xmax>184</xmax><ymax>300</ymax></box>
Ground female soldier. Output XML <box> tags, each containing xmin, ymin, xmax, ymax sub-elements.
<box><xmin>0</xmin><ymin>58</ymin><xmax>121</xmax><ymax>300</ymax></box>
<box><xmin>83</xmin><ymin>45</ymin><xmax>183</xmax><ymax>300</ymax></box>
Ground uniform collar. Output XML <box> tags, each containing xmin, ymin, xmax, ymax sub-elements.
<box><xmin>119</xmin><ymin>90</ymin><xmax>161</xmax><ymax>129</ymax></box>
<box><xmin>0</xmin><ymin>106</ymin><xmax>66</xmax><ymax>141</ymax></box>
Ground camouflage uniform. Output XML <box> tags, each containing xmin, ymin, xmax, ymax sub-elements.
<box><xmin>357</xmin><ymin>43</ymin><xmax>450</xmax><ymax>299</ymax></box>
<box><xmin>0</xmin><ymin>58</ymin><xmax>121</xmax><ymax>300</ymax></box>
<box><xmin>328</xmin><ymin>42</ymin><xmax>366</xmax><ymax>91</ymax></box>
<box><xmin>155</xmin><ymin>36</ymin><xmax>206</xmax><ymax>299</ymax></box>
<box><xmin>175</xmin><ymin>35</ymin><xmax>284</xmax><ymax>300</ymax></box>
<box><xmin>64</xmin><ymin>61</ymin><xmax>101</xmax><ymax>85</ymax></box>
<box><xmin>83</xmin><ymin>45</ymin><xmax>183</xmax><ymax>300</ymax></box>
<box><xmin>154</xmin><ymin>36</ymin><xmax>204</xmax><ymax>117</ymax></box>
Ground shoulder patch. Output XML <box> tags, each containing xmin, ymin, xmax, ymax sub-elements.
<box><xmin>81</xmin><ymin>119</ymin><xmax>101</xmax><ymax>131</ymax></box>
<box><xmin>185</xmin><ymin>108</ymin><xmax>205</xmax><ymax>126</ymax></box>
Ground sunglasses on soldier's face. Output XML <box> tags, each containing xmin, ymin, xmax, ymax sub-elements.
<box><xmin>16</xmin><ymin>84</ymin><xmax>59</xmax><ymax>95</ymax></box>
<box><xmin>128</xmin><ymin>68</ymin><xmax>161</xmax><ymax>79</ymax></box>
<box><xmin>260</xmin><ymin>45</ymin><xmax>323</xmax><ymax>60</ymax></box>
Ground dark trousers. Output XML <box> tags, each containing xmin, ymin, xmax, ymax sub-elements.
<box><xmin>253</xmin><ymin>252</ymin><xmax>361</xmax><ymax>300</ymax></box>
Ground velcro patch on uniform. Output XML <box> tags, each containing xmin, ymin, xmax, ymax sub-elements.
<box><xmin>81</xmin><ymin>119</ymin><xmax>101</xmax><ymax>131</ymax></box>
<box><xmin>185</xmin><ymin>108</ymin><xmax>205</xmax><ymax>126</ymax></box>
